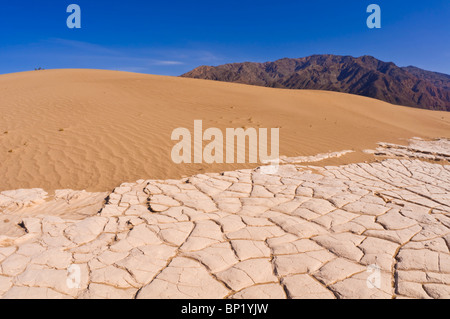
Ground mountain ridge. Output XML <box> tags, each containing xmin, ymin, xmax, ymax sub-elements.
<box><xmin>181</xmin><ymin>54</ymin><xmax>450</xmax><ymax>111</ymax></box>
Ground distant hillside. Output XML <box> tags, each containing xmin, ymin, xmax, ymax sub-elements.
<box><xmin>402</xmin><ymin>66</ymin><xmax>450</xmax><ymax>91</ymax></box>
<box><xmin>182</xmin><ymin>55</ymin><xmax>450</xmax><ymax>111</ymax></box>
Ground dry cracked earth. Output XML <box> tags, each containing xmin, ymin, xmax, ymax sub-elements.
<box><xmin>0</xmin><ymin>139</ymin><xmax>449</xmax><ymax>299</ymax></box>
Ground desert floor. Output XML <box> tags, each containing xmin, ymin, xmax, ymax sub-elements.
<box><xmin>0</xmin><ymin>70</ymin><xmax>449</xmax><ymax>299</ymax></box>
<box><xmin>0</xmin><ymin>69</ymin><xmax>449</xmax><ymax>192</ymax></box>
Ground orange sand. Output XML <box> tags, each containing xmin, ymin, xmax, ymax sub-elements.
<box><xmin>0</xmin><ymin>69</ymin><xmax>448</xmax><ymax>192</ymax></box>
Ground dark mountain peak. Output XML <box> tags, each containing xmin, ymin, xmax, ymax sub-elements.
<box><xmin>181</xmin><ymin>54</ymin><xmax>450</xmax><ymax>111</ymax></box>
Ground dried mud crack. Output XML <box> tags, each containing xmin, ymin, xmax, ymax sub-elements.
<box><xmin>0</xmin><ymin>139</ymin><xmax>449</xmax><ymax>299</ymax></box>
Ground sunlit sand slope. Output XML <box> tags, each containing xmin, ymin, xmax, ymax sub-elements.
<box><xmin>0</xmin><ymin>69</ymin><xmax>449</xmax><ymax>192</ymax></box>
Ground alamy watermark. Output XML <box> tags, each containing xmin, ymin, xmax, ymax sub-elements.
<box><xmin>67</xmin><ymin>4</ymin><xmax>81</xmax><ymax>29</ymax></box>
<box><xmin>66</xmin><ymin>264</ymin><xmax>81</xmax><ymax>289</ymax></box>
<box><xmin>366</xmin><ymin>264</ymin><xmax>381</xmax><ymax>289</ymax></box>
<box><xmin>171</xmin><ymin>120</ymin><xmax>280</xmax><ymax>173</ymax></box>
<box><xmin>367</xmin><ymin>4</ymin><xmax>381</xmax><ymax>29</ymax></box>
<box><xmin>64</xmin><ymin>4</ymin><xmax>380</xmax><ymax>30</ymax></box>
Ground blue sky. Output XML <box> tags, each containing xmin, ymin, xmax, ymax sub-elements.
<box><xmin>0</xmin><ymin>0</ymin><xmax>449</xmax><ymax>75</ymax></box>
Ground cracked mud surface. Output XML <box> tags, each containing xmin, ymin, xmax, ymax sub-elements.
<box><xmin>0</xmin><ymin>139</ymin><xmax>449</xmax><ymax>299</ymax></box>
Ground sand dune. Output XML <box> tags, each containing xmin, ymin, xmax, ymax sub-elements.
<box><xmin>0</xmin><ymin>69</ymin><xmax>449</xmax><ymax>192</ymax></box>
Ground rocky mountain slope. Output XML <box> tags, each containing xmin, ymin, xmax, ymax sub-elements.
<box><xmin>182</xmin><ymin>55</ymin><xmax>450</xmax><ymax>111</ymax></box>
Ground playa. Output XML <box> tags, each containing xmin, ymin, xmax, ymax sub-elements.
<box><xmin>0</xmin><ymin>138</ymin><xmax>449</xmax><ymax>299</ymax></box>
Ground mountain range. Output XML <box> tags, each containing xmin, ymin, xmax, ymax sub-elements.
<box><xmin>181</xmin><ymin>55</ymin><xmax>450</xmax><ymax>111</ymax></box>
